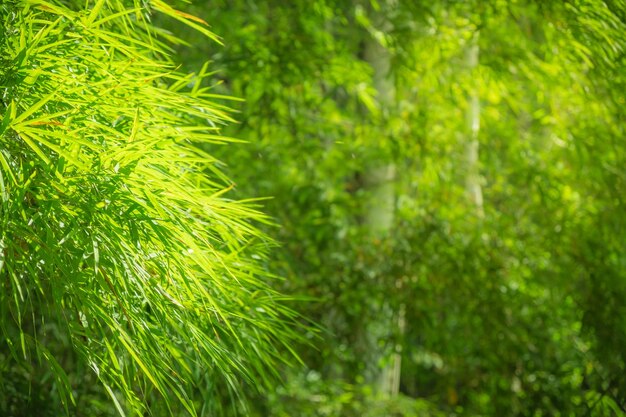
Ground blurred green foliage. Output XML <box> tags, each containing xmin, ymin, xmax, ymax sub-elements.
<box><xmin>163</xmin><ymin>0</ymin><xmax>626</xmax><ymax>416</ymax></box>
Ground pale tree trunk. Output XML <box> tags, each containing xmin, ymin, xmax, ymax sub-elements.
<box><xmin>363</xmin><ymin>21</ymin><xmax>403</xmax><ymax>398</ymax></box>
<box><xmin>465</xmin><ymin>32</ymin><xmax>484</xmax><ymax>215</ymax></box>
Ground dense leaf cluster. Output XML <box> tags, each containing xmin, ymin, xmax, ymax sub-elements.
<box><xmin>0</xmin><ymin>1</ymin><xmax>299</xmax><ymax>415</ymax></box>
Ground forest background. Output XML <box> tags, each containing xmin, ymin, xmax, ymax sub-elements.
<box><xmin>1</xmin><ymin>0</ymin><xmax>626</xmax><ymax>416</ymax></box>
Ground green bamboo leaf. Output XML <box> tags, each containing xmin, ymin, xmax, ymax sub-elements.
<box><xmin>0</xmin><ymin>151</ymin><xmax>18</xmax><ymax>186</ymax></box>
<box><xmin>17</xmin><ymin>131</ymin><xmax>51</xmax><ymax>166</ymax></box>
<box><xmin>12</xmin><ymin>89</ymin><xmax>58</xmax><ymax>126</ymax></box>
<box><xmin>85</xmin><ymin>0</ymin><xmax>107</xmax><ymax>26</ymax></box>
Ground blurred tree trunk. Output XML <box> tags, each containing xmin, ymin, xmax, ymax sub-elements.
<box><xmin>465</xmin><ymin>31</ymin><xmax>484</xmax><ymax>215</ymax></box>
<box><xmin>363</xmin><ymin>17</ymin><xmax>402</xmax><ymax>398</ymax></box>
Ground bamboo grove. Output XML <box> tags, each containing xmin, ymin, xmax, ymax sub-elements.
<box><xmin>2</xmin><ymin>0</ymin><xmax>626</xmax><ymax>416</ymax></box>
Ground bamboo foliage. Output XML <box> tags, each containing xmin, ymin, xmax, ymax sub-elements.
<box><xmin>0</xmin><ymin>0</ymin><xmax>300</xmax><ymax>415</ymax></box>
